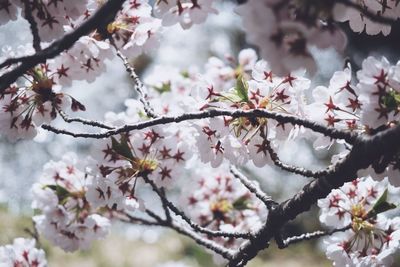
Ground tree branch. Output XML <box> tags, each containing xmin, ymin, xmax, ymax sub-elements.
<box><xmin>0</xmin><ymin>0</ymin><xmax>126</xmax><ymax>92</ymax></box>
<box><xmin>114</xmin><ymin>47</ymin><xmax>158</xmax><ymax>118</ymax></box>
<box><xmin>264</xmin><ymin>138</ymin><xmax>332</xmax><ymax>178</ymax></box>
<box><xmin>228</xmin><ymin>124</ymin><xmax>400</xmax><ymax>266</ymax></box>
<box><xmin>116</xmin><ymin>211</ymin><xmax>161</xmax><ymax>226</ymax></box>
<box><xmin>57</xmin><ymin>109</ymin><xmax>114</xmax><ymax>129</ymax></box>
<box><xmin>278</xmin><ymin>225</ymin><xmax>351</xmax><ymax>248</ymax></box>
<box><xmin>22</xmin><ymin>0</ymin><xmax>42</xmax><ymax>52</ymax></box>
<box><xmin>230</xmin><ymin>166</ymin><xmax>277</xmax><ymax>209</ymax></box>
<box><xmin>141</xmin><ymin>174</ymin><xmax>253</xmax><ymax>239</ymax></box>
<box><xmin>169</xmin><ymin>220</ymin><xmax>235</xmax><ymax>261</ymax></box>
<box><xmin>132</xmin><ymin>200</ymin><xmax>235</xmax><ymax>260</ymax></box>
<box><xmin>42</xmin><ymin>108</ymin><xmax>359</xmax><ymax>144</ymax></box>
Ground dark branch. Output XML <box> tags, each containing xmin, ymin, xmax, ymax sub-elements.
<box><xmin>57</xmin><ymin>109</ymin><xmax>114</xmax><ymax>130</ymax></box>
<box><xmin>131</xmin><ymin>199</ymin><xmax>235</xmax><ymax>260</ymax></box>
<box><xmin>279</xmin><ymin>225</ymin><xmax>352</xmax><ymax>248</ymax></box>
<box><xmin>169</xmin><ymin>220</ymin><xmax>235</xmax><ymax>261</ymax></box>
<box><xmin>230</xmin><ymin>166</ymin><xmax>277</xmax><ymax>209</ymax></box>
<box><xmin>264</xmin><ymin>138</ymin><xmax>332</xmax><ymax>178</ymax></box>
<box><xmin>22</xmin><ymin>0</ymin><xmax>42</xmax><ymax>52</ymax></box>
<box><xmin>42</xmin><ymin>108</ymin><xmax>358</xmax><ymax>144</ymax></box>
<box><xmin>117</xmin><ymin>211</ymin><xmax>161</xmax><ymax>226</ymax></box>
<box><xmin>141</xmin><ymin>174</ymin><xmax>252</xmax><ymax>239</ymax></box>
<box><xmin>114</xmin><ymin>48</ymin><xmax>158</xmax><ymax>118</ymax></box>
<box><xmin>228</xmin><ymin>124</ymin><xmax>400</xmax><ymax>266</ymax></box>
<box><xmin>0</xmin><ymin>0</ymin><xmax>126</xmax><ymax>92</ymax></box>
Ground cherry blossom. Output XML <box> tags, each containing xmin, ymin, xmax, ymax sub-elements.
<box><xmin>181</xmin><ymin>166</ymin><xmax>268</xmax><ymax>247</ymax></box>
<box><xmin>0</xmin><ymin>62</ymin><xmax>87</xmax><ymax>141</ymax></box>
<box><xmin>1</xmin><ymin>0</ymin><xmax>400</xmax><ymax>265</ymax></box>
<box><xmin>319</xmin><ymin>177</ymin><xmax>400</xmax><ymax>266</ymax></box>
<box><xmin>0</xmin><ymin>238</ymin><xmax>47</xmax><ymax>267</ymax></box>
<box><xmin>32</xmin><ymin>153</ymin><xmax>111</xmax><ymax>252</ymax></box>
<box><xmin>356</xmin><ymin>56</ymin><xmax>400</xmax><ymax>130</ymax></box>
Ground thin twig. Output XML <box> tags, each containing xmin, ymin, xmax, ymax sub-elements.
<box><xmin>230</xmin><ymin>166</ymin><xmax>277</xmax><ymax>209</ymax></box>
<box><xmin>116</xmin><ymin>212</ymin><xmax>161</xmax><ymax>226</ymax></box>
<box><xmin>57</xmin><ymin>108</ymin><xmax>114</xmax><ymax>130</ymax></box>
<box><xmin>114</xmin><ymin>47</ymin><xmax>158</xmax><ymax>118</ymax></box>
<box><xmin>42</xmin><ymin>108</ymin><xmax>359</xmax><ymax>144</ymax></box>
<box><xmin>141</xmin><ymin>174</ymin><xmax>252</xmax><ymax>239</ymax></box>
<box><xmin>160</xmin><ymin>188</ymin><xmax>172</xmax><ymax>222</ymax></box>
<box><xmin>279</xmin><ymin>225</ymin><xmax>352</xmax><ymax>248</ymax></box>
<box><xmin>127</xmin><ymin>206</ymin><xmax>235</xmax><ymax>260</ymax></box>
<box><xmin>264</xmin><ymin>138</ymin><xmax>332</xmax><ymax>178</ymax></box>
<box><xmin>169</xmin><ymin>220</ymin><xmax>235</xmax><ymax>261</ymax></box>
<box><xmin>24</xmin><ymin>220</ymin><xmax>42</xmax><ymax>248</ymax></box>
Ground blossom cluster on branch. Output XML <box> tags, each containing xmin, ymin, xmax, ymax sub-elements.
<box><xmin>0</xmin><ymin>0</ymin><xmax>400</xmax><ymax>267</ymax></box>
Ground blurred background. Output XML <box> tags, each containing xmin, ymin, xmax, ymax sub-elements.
<box><xmin>0</xmin><ymin>1</ymin><xmax>399</xmax><ymax>266</ymax></box>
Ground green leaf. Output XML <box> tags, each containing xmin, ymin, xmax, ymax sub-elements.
<box><xmin>368</xmin><ymin>189</ymin><xmax>397</xmax><ymax>217</ymax></box>
<box><xmin>235</xmin><ymin>75</ymin><xmax>249</xmax><ymax>102</ymax></box>
<box><xmin>153</xmin><ymin>82</ymin><xmax>171</xmax><ymax>94</ymax></box>
<box><xmin>180</xmin><ymin>70</ymin><xmax>190</xmax><ymax>78</ymax></box>
<box><xmin>382</xmin><ymin>90</ymin><xmax>400</xmax><ymax>112</ymax></box>
<box><xmin>46</xmin><ymin>185</ymin><xmax>70</xmax><ymax>202</ymax></box>
<box><xmin>219</xmin><ymin>92</ymin><xmax>243</xmax><ymax>103</ymax></box>
<box><xmin>111</xmin><ymin>135</ymin><xmax>134</xmax><ymax>160</ymax></box>
<box><xmin>233</xmin><ymin>195</ymin><xmax>250</xmax><ymax>210</ymax></box>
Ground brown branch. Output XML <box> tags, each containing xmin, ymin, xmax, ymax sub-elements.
<box><xmin>42</xmin><ymin>108</ymin><xmax>359</xmax><ymax>144</ymax></box>
<box><xmin>0</xmin><ymin>0</ymin><xmax>126</xmax><ymax>92</ymax></box>
<box><xmin>160</xmin><ymin>187</ymin><xmax>172</xmax><ymax>223</ymax></box>
<box><xmin>141</xmin><ymin>174</ymin><xmax>253</xmax><ymax>239</ymax></box>
<box><xmin>114</xmin><ymin>48</ymin><xmax>158</xmax><ymax>118</ymax></box>
<box><xmin>230</xmin><ymin>166</ymin><xmax>277</xmax><ymax>209</ymax></box>
<box><xmin>227</xmin><ymin>124</ymin><xmax>400</xmax><ymax>267</ymax></box>
<box><xmin>333</xmin><ymin>0</ymin><xmax>399</xmax><ymax>25</ymax></box>
<box><xmin>278</xmin><ymin>225</ymin><xmax>352</xmax><ymax>248</ymax></box>
<box><xmin>57</xmin><ymin>109</ymin><xmax>114</xmax><ymax>130</ymax></box>
<box><xmin>116</xmin><ymin>211</ymin><xmax>161</xmax><ymax>226</ymax></box>
<box><xmin>132</xmin><ymin>205</ymin><xmax>235</xmax><ymax>260</ymax></box>
<box><xmin>169</xmin><ymin>220</ymin><xmax>235</xmax><ymax>261</ymax></box>
<box><xmin>264</xmin><ymin>138</ymin><xmax>332</xmax><ymax>178</ymax></box>
<box><xmin>22</xmin><ymin>0</ymin><xmax>42</xmax><ymax>52</ymax></box>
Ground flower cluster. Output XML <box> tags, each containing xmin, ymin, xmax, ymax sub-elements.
<box><xmin>181</xmin><ymin>166</ymin><xmax>267</xmax><ymax>247</ymax></box>
<box><xmin>0</xmin><ymin>0</ymin><xmax>88</xmax><ymax>41</ymax></box>
<box><xmin>356</xmin><ymin>56</ymin><xmax>400</xmax><ymax>130</ymax></box>
<box><xmin>190</xmin><ymin>50</ymin><xmax>310</xmax><ymax>167</ymax></box>
<box><xmin>1</xmin><ymin>0</ymin><xmax>400</xmax><ymax>265</ymax></box>
<box><xmin>89</xmin><ymin>122</ymin><xmax>192</xmax><ymax>196</ymax></box>
<box><xmin>32</xmin><ymin>153</ymin><xmax>110</xmax><ymax>252</ymax></box>
<box><xmin>0</xmin><ymin>63</ymin><xmax>86</xmax><ymax>141</ymax></box>
<box><xmin>318</xmin><ymin>177</ymin><xmax>400</xmax><ymax>266</ymax></box>
<box><xmin>88</xmin><ymin>0</ymin><xmax>162</xmax><ymax>58</ymax></box>
<box><xmin>0</xmin><ymin>238</ymin><xmax>47</xmax><ymax>267</ymax></box>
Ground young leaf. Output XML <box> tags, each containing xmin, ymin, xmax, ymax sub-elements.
<box><xmin>111</xmin><ymin>135</ymin><xmax>134</xmax><ymax>160</ymax></box>
<box><xmin>46</xmin><ymin>185</ymin><xmax>70</xmax><ymax>202</ymax></box>
<box><xmin>233</xmin><ymin>195</ymin><xmax>250</xmax><ymax>210</ymax></box>
<box><xmin>368</xmin><ymin>189</ymin><xmax>397</xmax><ymax>217</ymax></box>
<box><xmin>236</xmin><ymin>75</ymin><xmax>249</xmax><ymax>102</ymax></box>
